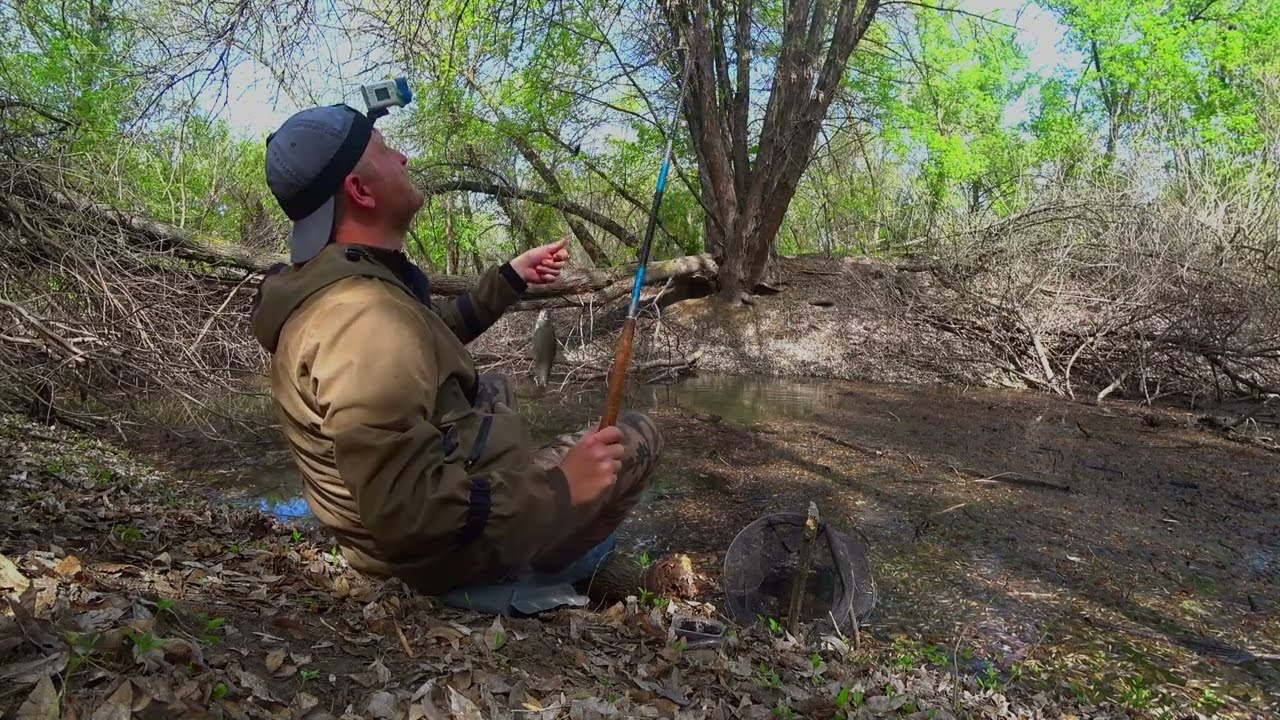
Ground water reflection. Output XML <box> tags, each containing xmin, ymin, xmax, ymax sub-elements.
<box><xmin>216</xmin><ymin>463</ymin><xmax>316</xmax><ymax>524</ymax></box>
<box><xmin>256</xmin><ymin>493</ymin><xmax>312</xmax><ymax>521</ymax></box>
<box><xmin>225</xmin><ymin>373</ymin><xmax>840</xmax><ymax>523</ymax></box>
<box><xmin>639</xmin><ymin>372</ymin><xmax>844</xmax><ymax>425</ymax></box>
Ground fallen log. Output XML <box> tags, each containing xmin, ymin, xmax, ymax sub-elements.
<box><xmin>512</xmin><ymin>256</ymin><xmax>718</xmax><ymax>309</ymax></box>
<box><xmin>570</xmin><ymin>351</ymin><xmax>704</xmax><ymax>382</ymax></box>
<box><xmin>5</xmin><ymin>188</ymin><xmax>281</xmax><ymax>271</ymax></box>
<box><xmin>211</xmin><ymin>253</ymin><xmax>718</xmax><ymax>308</ymax></box>
<box><xmin>5</xmin><ymin>181</ymin><xmax>720</xmax><ymax>304</ymax></box>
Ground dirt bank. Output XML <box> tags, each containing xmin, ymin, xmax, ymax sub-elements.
<box><xmin>470</xmin><ymin>251</ymin><xmax>1280</xmax><ymax>422</ymax></box>
<box><xmin>469</xmin><ymin>255</ymin><xmax>984</xmax><ymax>388</ymax></box>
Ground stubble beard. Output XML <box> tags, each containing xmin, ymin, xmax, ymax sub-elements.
<box><xmin>391</xmin><ymin>188</ymin><xmax>424</xmax><ymax>237</ymax></box>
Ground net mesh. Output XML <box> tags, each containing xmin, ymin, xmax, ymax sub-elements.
<box><xmin>722</xmin><ymin>511</ymin><xmax>876</xmax><ymax>629</ymax></box>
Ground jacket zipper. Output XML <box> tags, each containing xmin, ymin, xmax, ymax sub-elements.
<box><xmin>464</xmin><ymin>415</ymin><xmax>494</xmax><ymax>470</ymax></box>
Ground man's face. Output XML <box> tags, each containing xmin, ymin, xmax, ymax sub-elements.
<box><xmin>347</xmin><ymin>130</ymin><xmax>424</xmax><ymax>227</ymax></box>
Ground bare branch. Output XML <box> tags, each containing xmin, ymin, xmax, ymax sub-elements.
<box><xmin>417</xmin><ymin>176</ymin><xmax>643</xmax><ymax>250</ymax></box>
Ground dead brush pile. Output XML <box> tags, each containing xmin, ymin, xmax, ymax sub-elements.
<box><xmin>912</xmin><ymin>182</ymin><xmax>1280</xmax><ymax>408</ymax></box>
<box><xmin>0</xmin><ymin>160</ymin><xmax>276</xmax><ymax>442</ymax></box>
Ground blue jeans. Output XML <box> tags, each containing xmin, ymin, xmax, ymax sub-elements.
<box><xmin>437</xmin><ymin>533</ymin><xmax>618</xmax><ymax>616</ymax></box>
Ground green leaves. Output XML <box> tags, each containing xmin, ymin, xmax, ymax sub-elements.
<box><xmin>1044</xmin><ymin>0</ymin><xmax>1280</xmax><ymax>160</ymax></box>
<box><xmin>892</xmin><ymin>5</ymin><xmax>1037</xmax><ymax>213</ymax></box>
<box><xmin>4</xmin><ymin>0</ymin><xmax>1277</xmax><ymax>269</ymax></box>
<box><xmin>1</xmin><ymin>0</ymin><xmax>286</xmax><ymax>248</ymax></box>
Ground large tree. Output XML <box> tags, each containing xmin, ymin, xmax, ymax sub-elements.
<box><xmin>659</xmin><ymin>0</ymin><xmax>882</xmax><ymax>299</ymax></box>
<box><xmin>340</xmin><ymin>0</ymin><xmax>885</xmax><ymax>299</ymax></box>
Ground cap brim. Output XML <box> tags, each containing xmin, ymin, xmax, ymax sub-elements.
<box><xmin>290</xmin><ymin>195</ymin><xmax>336</xmax><ymax>264</ymax></box>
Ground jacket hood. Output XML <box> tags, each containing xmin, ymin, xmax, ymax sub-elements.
<box><xmin>249</xmin><ymin>243</ymin><xmax>414</xmax><ymax>354</ymax></box>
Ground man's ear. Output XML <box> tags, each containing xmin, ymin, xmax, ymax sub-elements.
<box><xmin>341</xmin><ymin>172</ymin><xmax>376</xmax><ymax>211</ymax></box>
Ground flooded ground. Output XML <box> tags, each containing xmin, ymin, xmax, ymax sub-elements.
<box><xmin>198</xmin><ymin>373</ymin><xmax>1279</xmax><ymax>715</ymax></box>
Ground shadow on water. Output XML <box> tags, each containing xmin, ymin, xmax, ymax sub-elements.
<box><xmin>636</xmin><ymin>372</ymin><xmax>846</xmax><ymax>426</ymax></box>
<box><xmin>215</xmin><ymin>373</ymin><xmax>832</xmax><ymax>523</ymax></box>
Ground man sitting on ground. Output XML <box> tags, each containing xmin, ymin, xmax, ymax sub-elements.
<box><xmin>248</xmin><ymin>102</ymin><xmax>663</xmax><ymax>603</ymax></box>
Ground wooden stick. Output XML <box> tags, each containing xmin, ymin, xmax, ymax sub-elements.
<box><xmin>394</xmin><ymin>622</ymin><xmax>415</xmax><ymax>658</ymax></box>
<box><xmin>599</xmin><ymin>318</ymin><xmax>636</xmax><ymax>429</ymax></box>
<box><xmin>972</xmin><ymin>471</ymin><xmax>1071</xmax><ymax>493</ymax></box>
<box><xmin>787</xmin><ymin>502</ymin><xmax>821</xmax><ymax>638</ymax></box>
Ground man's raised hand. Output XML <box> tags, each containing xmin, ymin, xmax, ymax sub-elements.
<box><xmin>511</xmin><ymin>237</ymin><xmax>570</xmax><ymax>285</ymax></box>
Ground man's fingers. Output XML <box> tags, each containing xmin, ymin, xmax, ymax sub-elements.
<box><xmin>583</xmin><ymin>426</ymin><xmax>621</xmax><ymax>447</ymax></box>
<box><xmin>594</xmin><ymin>438</ymin><xmax>623</xmax><ymax>458</ymax></box>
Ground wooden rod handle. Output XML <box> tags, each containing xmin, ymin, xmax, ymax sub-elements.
<box><xmin>598</xmin><ymin>318</ymin><xmax>636</xmax><ymax>429</ymax></box>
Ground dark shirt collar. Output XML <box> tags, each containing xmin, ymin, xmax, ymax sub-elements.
<box><xmin>361</xmin><ymin>245</ymin><xmax>432</xmax><ymax>306</ymax></box>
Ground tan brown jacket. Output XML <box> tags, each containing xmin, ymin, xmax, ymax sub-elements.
<box><xmin>249</xmin><ymin>243</ymin><xmax>574</xmax><ymax>594</ymax></box>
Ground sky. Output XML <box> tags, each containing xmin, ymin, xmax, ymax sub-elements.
<box><xmin>206</xmin><ymin>0</ymin><xmax>1082</xmax><ymax>142</ymax></box>
<box><xmin>983</xmin><ymin>0</ymin><xmax>1079</xmax><ymax>74</ymax></box>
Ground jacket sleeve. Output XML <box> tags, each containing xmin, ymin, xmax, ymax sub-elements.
<box><xmin>432</xmin><ymin>263</ymin><xmax>527</xmax><ymax>344</ymax></box>
<box><xmin>310</xmin><ymin>288</ymin><xmax>574</xmax><ymax>569</ymax></box>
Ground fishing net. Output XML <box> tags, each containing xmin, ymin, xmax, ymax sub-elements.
<box><xmin>722</xmin><ymin>511</ymin><xmax>876</xmax><ymax>629</ymax></box>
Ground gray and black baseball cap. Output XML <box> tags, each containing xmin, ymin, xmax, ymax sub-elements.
<box><xmin>265</xmin><ymin>104</ymin><xmax>374</xmax><ymax>263</ymax></box>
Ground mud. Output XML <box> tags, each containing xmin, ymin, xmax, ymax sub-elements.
<box><xmin>632</xmin><ymin>376</ymin><xmax>1280</xmax><ymax>714</ymax></box>
<box><xmin>171</xmin><ymin>373</ymin><xmax>1279</xmax><ymax>715</ymax></box>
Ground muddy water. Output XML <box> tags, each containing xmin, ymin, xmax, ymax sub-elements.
<box><xmin>212</xmin><ymin>373</ymin><xmax>845</xmax><ymax>520</ymax></box>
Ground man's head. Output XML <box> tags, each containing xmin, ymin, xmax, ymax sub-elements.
<box><xmin>265</xmin><ymin>104</ymin><xmax>424</xmax><ymax>263</ymax></box>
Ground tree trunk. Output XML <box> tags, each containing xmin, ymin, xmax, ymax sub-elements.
<box><xmin>461</xmin><ymin>194</ymin><xmax>485</xmax><ymax>274</ymax></box>
<box><xmin>444</xmin><ymin>195</ymin><xmax>459</xmax><ymax>274</ymax></box>
<box><xmin>663</xmin><ymin>0</ymin><xmax>882</xmax><ymax>301</ymax></box>
<box><xmin>496</xmin><ymin>194</ymin><xmax>539</xmax><ymax>253</ymax></box>
<box><xmin>1090</xmin><ymin>39</ymin><xmax>1128</xmax><ymax>166</ymax></box>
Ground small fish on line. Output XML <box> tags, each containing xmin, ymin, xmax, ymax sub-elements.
<box><xmin>531</xmin><ymin>310</ymin><xmax>557</xmax><ymax>387</ymax></box>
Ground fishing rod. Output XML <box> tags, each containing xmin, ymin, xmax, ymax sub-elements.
<box><xmin>598</xmin><ymin>64</ymin><xmax>690</xmax><ymax>430</ymax></box>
